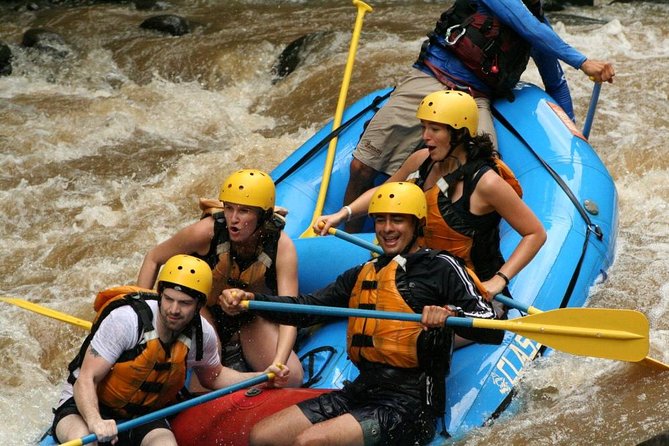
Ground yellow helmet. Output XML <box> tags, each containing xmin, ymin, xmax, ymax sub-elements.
<box><xmin>368</xmin><ymin>182</ymin><xmax>427</xmax><ymax>223</ymax></box>
<box><xmin>157</xmin><ymin>254</ymin><xmax>213</xmax><ymax>303</ymax></box>
<box><xmin>416</xmin><ymin>90</ymin><xmax>478</xmax><ymax>136</ymax></box>
<box><xmin>218</xmin><ymin>169</ymin><xmax>275</xmax><ymax>211</ymax></box>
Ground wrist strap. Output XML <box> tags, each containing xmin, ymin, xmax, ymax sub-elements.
<box><xmin>343</xmin><ymin>205</ymin><xmax>353</xmax><ymax>222</ymax></box>
<box><xmin>495</xmin><ymin>271</ymin><xmax>510</xmax><ymax>286</ymax></box>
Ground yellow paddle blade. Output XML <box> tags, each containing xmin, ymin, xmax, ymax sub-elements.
<box><xmin>519</xmin><ymin>303</ymin><xmax>667</xmax><ymax>369</ymax></box>
<box><xmin>0</xmin><ymin>297</ymin><xmax>92</xmax><ymax>330</ymax></box>
<box><xmin>638</xmin><ymin>356</ymin><xmax>669</xmax><ymax>371</ymax></box>
<box><xmin>472</xmin><ymin>308</ymin><xmax>649</xmax><ymax>362</ymax></box>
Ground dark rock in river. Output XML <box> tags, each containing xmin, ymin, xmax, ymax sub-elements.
<box><xmin>271</xmin><ymin>31</ymin><xmax>331</xmax><ymax>83</ymax></box>
<box><xmin>0</xmin><ymin>41</ymin><xmax>12</xmax><ymax>76</ymax></box>
<box><xmin>21</xmin><ymin>28</ymin><xmax>71</xmax><ymax>57</ymax></box>
<box><xmin>134</xmin><ymin>0</ymin><xmax>170</xmax><ymax>11</ymax></box>
<box><xmin>140</xmin><ymin>14</ymin><xmax>190</xmax><ymax>36</ymax></box>
<box><xmin>637</xmin><ymin>429</ymin><xmax>669</xmax><ymax>446</ymax></box>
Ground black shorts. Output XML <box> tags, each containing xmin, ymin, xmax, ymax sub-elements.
<box><xmin>50</xmin><ymin>397</ymin><xmax>171</xmax><ymax>446</ymax></box>
<box><xmin>297</xmin><ymin>370</ymin><xmax>436</xmax><ymax>446</ymax></box>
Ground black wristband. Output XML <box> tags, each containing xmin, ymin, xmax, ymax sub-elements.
<box><xmin>495</xmin><ymin>271</ymin><xmax>510</xmax><ymax>286</ymax></box>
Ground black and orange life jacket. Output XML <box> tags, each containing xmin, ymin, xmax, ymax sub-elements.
<box><xmin>409</xmin><ymin>157</ymin><xmax>521</xmax><ymax>282</ymax></box>
<box><xmin>347</xmin><ymin>257</ymin><xmax>422</xmax><ymax>369</ymax></box>
<box><xmin>67</xmin><ymin>286</ymin><xmax>201</xmax><ymax>418</ymax></box>
<box><xmin>197</xmin><ymin>204</ymin><xmax>283</xmax><ymax>304</ymax></box>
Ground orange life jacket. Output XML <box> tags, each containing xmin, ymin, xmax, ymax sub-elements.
<box><xmin>347</xmin><ymin>257</ymin><xmax>422</xmax><ymax>369</ymax></box>
<box><xmin>208</xmin><ymin>242</ymin><xmax>274</xmax><ymax>306</ymax></box>
<box><xmin>68</xmin><ymin>286</ymin><xmax>196</xmax><ymax>418</ymax></box>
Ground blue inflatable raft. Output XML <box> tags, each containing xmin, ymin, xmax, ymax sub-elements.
<box><xmin>274</xmin><ymin>83</ymin><xmax>617</xmax><ymax>440</ymax></box>
<box><xmin>40</xmin><ymin>83</ymin><xmax>617</xmax><ymax>445</ymax></box>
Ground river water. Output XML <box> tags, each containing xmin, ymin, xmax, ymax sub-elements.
<box><xmin>0</xmin><ymin>1</ymin><xmax>667</xmax><ymax>445</ymax></box>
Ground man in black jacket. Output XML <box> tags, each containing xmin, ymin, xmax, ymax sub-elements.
<box><xmin>221</xmin><ymin>182</ymin><xmax>501</xmax><ymax>446</ymax></box>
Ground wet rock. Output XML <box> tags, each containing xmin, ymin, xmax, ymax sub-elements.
<box><xmin>140</xmin><ymin>14</ymin><xmax>190</xmax><ymax>36</ymax></box>
<box><xmin>0</xmin><ymin>42</ymin><xmax>12</xmax><ymax>76</ymax></box>
<box><xmin>544</xmin><ymin>0</ymin><xmax>592</xmax><ymax>8</ymax></box>
<box><xmin>21</xmin><ymin>28</ymin><xmax>71</xmax><ymax>57</ymax></box>
<box><xmin>271</xmin><ymin>31</ymin><xmax>330</xmax><ymax>83</ymax></box>
<box><xmin>637</xmin><ymin>430</ymin><xmax>669</xmax><ymax>446</ymax></box>
<box><xmin>134</xmin><ymin>0</ymin><xmax>170</xmax><ymax>10</ymax></box>
<box><xmin>547</xmin><ymin>12</ymin><xmax>608</xmax><ymax>25</ymax></box>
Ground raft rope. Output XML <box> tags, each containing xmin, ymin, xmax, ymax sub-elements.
<box><xmin>274</xmin><ymin>89</ymin><xmax>393</xmax><ymax>186</ymax></box>
<box><xmin>491</xmin><ymin>107</ymin><xmax>604</xmax><ymax>310</ymax></box>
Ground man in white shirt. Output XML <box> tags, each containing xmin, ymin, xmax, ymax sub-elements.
<box><xmin>50</xmin><ymin>254</ymin><xmax>289</xmax><ymax>446</ymax></box>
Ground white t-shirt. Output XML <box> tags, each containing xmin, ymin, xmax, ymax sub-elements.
<box><xmin>58</xmin><ymin>299</ymin><xmax>220</xmax><ymax>405</ymax></box>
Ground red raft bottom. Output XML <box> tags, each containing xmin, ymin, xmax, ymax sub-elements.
<box><xmin>172</xmin><ymin>386</ymin><xmax>330</xmax><ymax>446</ymax></box>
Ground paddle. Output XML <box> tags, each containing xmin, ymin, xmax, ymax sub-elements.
<box><xmin>318</xmin><ymin>226</ymin><xmax>668</xmax><ymax>368</ymax></box>
<box><xmin>582</xmin><ymin>81</ymin><xmax>601</xmax><ymax>139</ymax></box>
<box><xmin>300</xmin><ymin>0</ymin><xmax>373</xmax><ymax>238</ymax></box>
<box><xmin>243</xmin><ymin>300</ymin><xmax>648</xmax><ymax>362</ymax></box>
<box><xmin>494</xmin><ymin>294</ymin><xmax>669</xmax><ymax>371</ymax></box>
<box><xmin>0</xmin><ymin>296</ymin><xmax>92</xmax><ymax>330</ymax></box>
<box><xmin>58</xmin><ymin>372</ymin><xmax>274</xmax><ymax>446</ymax></box>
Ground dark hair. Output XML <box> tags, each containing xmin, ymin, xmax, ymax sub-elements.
<box><xmin>158</xmin><ymin>281</ymin><xmax>206</xmax><ymax>305</ymax></box>
<box><xmin>448</xmin><ymin>127</ymin><xmax>496</xmax><ymax>162</ymax></box>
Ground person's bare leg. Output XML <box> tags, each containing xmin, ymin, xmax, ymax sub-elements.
<box><xmin>54</xmin><ymin>414</ymin><xmax>90</xmax><ymax>443</ymax></box>
<box><xmin>294</xmin><ymin>413</ymin><xmax>364</xmax><ymax>446</ymax></box>
<box><xmin>250</xmin><ymin>405</ymin><xmax>313</xmax><ymax>446</ymax></box>
<box><xmin>343</xmin><ymin>158</ymin><xmax>378</xmax><ymax>233</ymax></box>
<box><xmin>141</xmin><ymin>427</ymin><xmax>177</xmax><ymax>446</ymax></box>
<box><xmin>240</xmin><ymin>317</ymin><xmax>304</xmax><ymax>387</ymax></box>
<box><xmin>474</xmin><ymin>97</ymin><xmax>498</xmax><ymax>151</ymax></box>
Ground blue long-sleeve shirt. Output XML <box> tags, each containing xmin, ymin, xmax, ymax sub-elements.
<box><xmin>415</xmin><ymin>0</ymin><xmax>585</xmax><ymax>119</ymax></box>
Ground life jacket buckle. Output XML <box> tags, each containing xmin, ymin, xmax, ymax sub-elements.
<box><xmin>444</xmin><ymin>24</ymin><xmax>466</xmax><ymax>46</ymax></box>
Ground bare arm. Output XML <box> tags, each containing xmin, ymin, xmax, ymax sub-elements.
<box><xmin>73</xmin><ymin>347</ymin><xmax>118</xmax><ymax>443</ymax></box>
<box><xmin>137</xmin><ymin>217</ymin><xmax>215</xmax><ymax>288</ymax></box>
<box><xmin>273</xmin><ymin>232</ymin><xmax>299</xmax><ymax>365</ymax></box>
<box><xmin>195</xmin><ymin>362</ymin><xmax>290</xmax><ymax>390</ymax></box>
<box><xmin>314</xmin><ymin>149</ymin><xmax>430</xmax><ymax>235</ymax></box>
<box><xmin>473</xmin><ymin>171</ymin><xmax>547</xmax><ymax>297</ymax></box>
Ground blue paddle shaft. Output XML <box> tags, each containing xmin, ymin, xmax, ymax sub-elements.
<box><xmin>246</xmin><ymin>299</ymin><xmax>473</xmax><ymax>328</ymax></box>
<box><xmin>77</xmin><ymin>373</ymin><xmax>271</xmax><ymax>445</ymax></box>
<box><xmin>330</xmin><ymin>228</ymin><xmax>383</xmax><ymax>254</ymax></box>
<box><xmin>582</xmin><ymin>82</ymin><xmax>602</xmax><ymax>139</ymax></box>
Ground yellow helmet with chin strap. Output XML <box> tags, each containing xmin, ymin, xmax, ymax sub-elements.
<box><xmin>157</xmin><ymin>254</ymin><xmax>213</xmax><ymax>303</ymax></box>
<box><xmin>416</xmin><ymin>90</ymin><xmax>479</xmax><ymax>136</ymax></box>
<box><xmin>218</xmin><ymin>169</ymin><xmax>275</xmax><ymax>211</ymax></box>
<box><xmin>368</xmin><ymin>182</ymin><xmax>427</xmax><ymax>225</ymax></box>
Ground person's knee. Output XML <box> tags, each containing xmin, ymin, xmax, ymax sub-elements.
<box><xmin>54</xmin><ymin>414</ymin><xmax>88</xmax><ymax>443</ymax></box>
<box><xmin>286</xmin><ymin>354</ymin><xmax>305</xmax><ymax>387</ymax></box>
<box><xmin>140</xmin><ymin>427</ymin><xmax>177</xmax><ymax>446</ymax></box>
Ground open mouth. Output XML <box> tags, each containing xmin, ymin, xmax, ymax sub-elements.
<box><xmin>380</xmin><ymin>234</ymin><xmax>400</xmax><ymax>248</ymax></box>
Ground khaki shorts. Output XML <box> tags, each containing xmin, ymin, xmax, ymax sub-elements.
<box><xmin>353</xmin><ymin>68</ymin><xmax>497</xmax><ymax>175</ymax></box>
